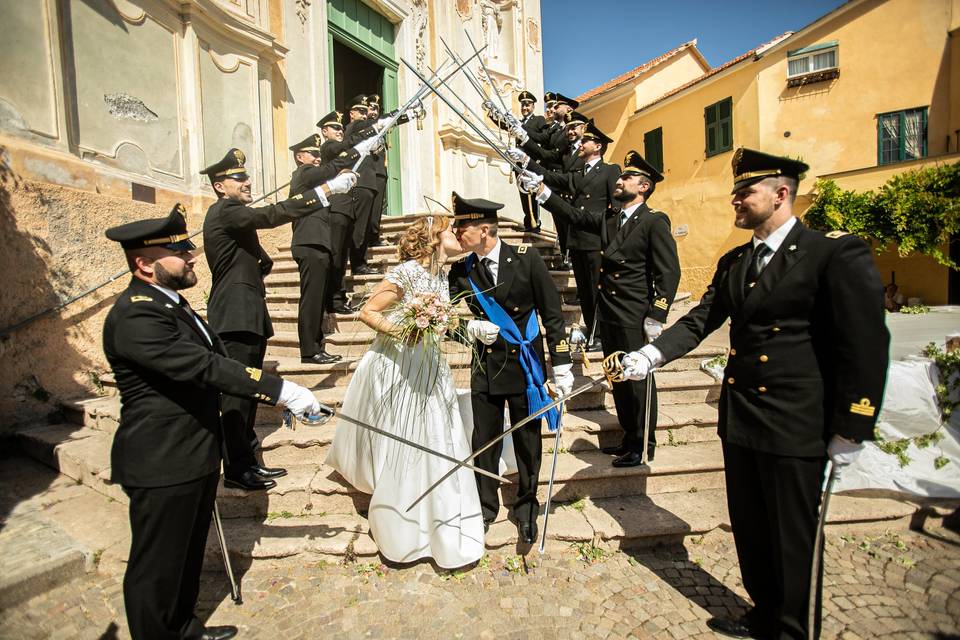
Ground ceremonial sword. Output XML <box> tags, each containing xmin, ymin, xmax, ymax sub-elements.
<box><xmin>212</xmin><ymin>500</ymin><xmax>242</xmax><ymax>604</ymax></box>
<box><xmin>808</xmin><ymin>459</ymin><xmax>837</xmax><ymax>640</ymax></box>
<box><xmin>405</xmin><ymin>352</ymin><xmax>627</xmax><ymax>513</ymax></box>
<box><xmin>289</xmin><ymin>408</ymin><xmax>511</xmax><ymax>485</ymax></box>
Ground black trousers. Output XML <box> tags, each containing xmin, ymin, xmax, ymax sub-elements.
<box><xmin>471</xmin><ymin>390</ymin><xmax>542</xmax><ymax>523</ymax></box>
<box><xmin>570</xmin><ymin>248</ymin><xmax>601</xmax><ymax>333</ymax></box>
<box><xmin>123</xmin><ymin>472</ymin><xmax>219</xmax><ymax>640</ymax></box>
<box><xmin>599</xmin><ymin>321</ymin><xmax>657</xmax><ymax>454</ymax></box>
<box><xmin>369</xmin><ymin>174</ymin><xmax>387</xmax><ymax>242</ymax></box>
<box><xmin>219</xmin><ymin>331</ymin><xmax>267</xmax><ymax>475</ymax></box>
<box><xmin>722</xmin><ymin>441</ymin><xmax>827</xmax><ymax>640</ymax></box>
<box><xmin>327</xmin><ymin>213</ymin><xmax>352</xmax><ymax>310</ymax></box>
<box><xmin>518</xmin><ymin>189</ymin><xmax>540</xmax><ymax>230</ymax></box>
<box><xmin>292</xmin><ymin>244</ymin><xmax>332</xmax><ymax>357</ymax></box>
<box><xmin>349</xmin><ymin>186</ymin><xmax>376</xmax><ymax>270</ymax></box>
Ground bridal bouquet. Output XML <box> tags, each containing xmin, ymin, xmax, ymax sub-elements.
<box><xmin>394</xmin><ymin>291</ymin><xmax>459</xmax><ymax>344</ymax></box>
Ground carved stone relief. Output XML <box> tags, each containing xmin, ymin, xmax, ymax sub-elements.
<box><xmin>412</xmin><ymin>0</ymin><xmax>427</xmax><ymax>71</ymax></box>
<box><xmin>295</xmin><ymin>0</ymin><xmax>311</xmax><ymax>26</ymax></box>
<box><xmin>456</xmin><ymin>0</ymin><xmax>472</xmax><ymax>20</ymax></box>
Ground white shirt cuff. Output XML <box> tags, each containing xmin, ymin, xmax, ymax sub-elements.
<box><xmin>313</xmin><ymin>186</ymin><xmax>331</xmax><ymax>207</ymax></box>
<box><xmin>536</xmin><ymin>185</ymin><xmax>552</xmax><ymax>204</ymax></box>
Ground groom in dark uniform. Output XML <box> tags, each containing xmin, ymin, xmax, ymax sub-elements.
<box><xmin>448</xmin><ymin>193</ymin><xmax>574</xmax><ymax>543</ymax></box>
<box><xmin>620</xmin><ymin>149</ymin><xmax>889</xmax><ymax>639</ymax></box>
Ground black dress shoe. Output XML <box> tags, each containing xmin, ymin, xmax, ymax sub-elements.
<box><xmin>369</xmin><ymin>238</ymin><xmax>384</xmax><ymax>247</ymax></box>
<box><xmin>705</xmin><ymin>617</ymin><xmax>755</xmax><ymax>639</ymax></box>
<box><xmin>224</xmin><ymin>470</ymin><xmax>276</xmax><ymax>491</ymax></box>
<box><xmin>558</xmin><ymin>259</ymin><xmax>574</xmax><ymax>271</ymax></box>
<box><xmin>483</xmin><ymin>518</ymin><xmax>494</xmax><ymax>534</ymax></box>
<box><xmin>586</xmin><ymin>338</ymin><xmax>603</xmax><ymax>352</ymax></box>
<box><xmin>331</xmin><ymin>303</ymin><xmax>354</xmax><ymax>315</ymax></box>
<box><xmin>517</xmin><ymin>521</ymin><xmax>538</xmax><ymax>544</ymax></box>
<box><xmin>201</xmin><ymin>626</ymin><xmax>238</xmax><ymax>640</ymax></box>
<box><xmin>612</xmin><ymin>451</ymin><xmax>645</xmax><ymax>468</ymax></box>
<box><xmin>301</xmin><ymin>351</ymin><xmax>342</xmax><ymax>365</ymax></box>
<box><xmin>354</xmin><ymin>264</ymin><xmax>382</xmax><ymax>275</ymax></box>
<box><xmin>601</xmin><ymin>443</ymin><xmax>629</xmax><ymax>456</ymax></box>
<box><xmin>250</xmin><ymin>464</ymin><xmax>287</xmax><ymax>479</ymax></box>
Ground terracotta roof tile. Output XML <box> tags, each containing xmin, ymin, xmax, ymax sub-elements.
<box><xmin>635</xmin><ymin>32</ymin><xmax>794</xmax><ymax>113</ymax></box>
<box><xmin>576</xmin><ymin>40</ymin><xmax>702</xmax><ymax>103</ymax></box>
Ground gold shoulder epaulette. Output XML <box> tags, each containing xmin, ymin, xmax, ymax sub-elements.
<box><xmin>517</xmin><ymin>244</ymin><xmax>529</xmax><ymax>254</ymax></box>
<box><xmin>826</xmin><ymin>230</ymin><xmax>849</xmax><ymax>239</ymax></box>
<box><xmin>130</xmin><ymin>295</ymin><xmax>153</xmax><ymax>303</ymax></box>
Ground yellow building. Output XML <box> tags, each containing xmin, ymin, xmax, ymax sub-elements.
<box><xmin>578</xmin><ymin>0</ymin><xmax>960</xmax><ymax>304</ymax></box>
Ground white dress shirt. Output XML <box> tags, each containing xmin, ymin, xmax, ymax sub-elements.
<box><xmin>753</xmin><ymin>216</ymin><xmax>797</xmax><ymax>270</ymax></box>
<box><xmin>150</xmin><ymin>283</ymin><xmax>213</xmax><ymax>345</ymax></box>
<box><xmin>619</xmin><ymin>201</ymin><xmax>643</xmax><ymax>226</ymax></box>
<box><xmin>475</xmin><ymin>238</ymin><xmax>503</xmax><ymax>283</ymax></box>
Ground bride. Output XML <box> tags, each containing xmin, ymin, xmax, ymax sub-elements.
<box><xmin>325</xmin><ymin>215</ymin><xmax>485</xmax><ymax>568</ymax></box>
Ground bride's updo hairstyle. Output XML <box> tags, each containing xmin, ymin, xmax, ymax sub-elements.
<box><xmin>397</xmin><ymin>215</ymin><xmax>450</xmax><ymax>262</ymax></box>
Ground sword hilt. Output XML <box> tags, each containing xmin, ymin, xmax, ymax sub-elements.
<box><xmin>602</xmin><ymin>351</ymin><xmax>627</xmax><ymax>384</ymax></box>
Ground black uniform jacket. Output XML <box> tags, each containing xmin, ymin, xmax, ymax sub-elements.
<box><xmin>542</xmin><ymin>193</ymin><xmax>680</xmax><ymax>326</ymax></box>
<box><xmin>289</xmin><ymin>149</ymin><xmax>360</xmax><ymax>250</ymax></box>
<box><xmin>527</xmin><ymin>119</ymin><xmax>561</xmax><ymax>147</ymax></box>
<box><xmin>321</xmin><ymin>140</ymin><xmax>358</xmax><ymax>220</ymax></box>
<box><xmin>522</xmin><ymin>134</ymin><xmax>575</xmax><ymax>172</ymax></box>
<box><xmin>344</xmin><ymin>118</ymin><xmax>379</xmax><ymax>190</ymax></box>
<box><xmin>534</xmin><ymin>159</ymin><xmax>621</xmax><ymax>251</ymax></box>
<box><xmin>203</xmin><ymin>193</ymin><xmax>317</xmax><ymax>337</ymax></box>
<box><xmin>103</xmin><ymin>278</ymin><xmax>284</xmax><ymax>487</ymax></box>
<box><xmin>448</xmin><ymin>243</ymin><xmax>572</xmax><ymax>395</ymax></box>
<box><xmin>654</xmin><ymin>222</ymin><xmax>890</xmax><ymax>457</ymax></box>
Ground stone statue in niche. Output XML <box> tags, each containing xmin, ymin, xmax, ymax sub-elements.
<box><xmin>480</xmin><ymin>1</ymin><xmax>503</xmax><ymax>61</ymax></box>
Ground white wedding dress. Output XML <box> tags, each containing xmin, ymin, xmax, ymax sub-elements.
<box><xmin>325</xmin><ymin>260</ymin><xmax>485</xmax><ymax>568</ymax></box>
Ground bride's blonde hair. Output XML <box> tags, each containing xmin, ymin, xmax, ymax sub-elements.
<box><xmin>397</xmin><ymin>215</ymin><xmax>450</xmax><ymax>262</ymax></box>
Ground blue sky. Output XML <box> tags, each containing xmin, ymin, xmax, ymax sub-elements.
<box><xmin>542</xmin><ymin>0</ymin><xmax>848</xmax><ymax>98</ymax></box>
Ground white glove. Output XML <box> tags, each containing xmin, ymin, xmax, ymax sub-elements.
<box><xmin>322</xmin><ymin>171</ymin><xmax>357</xmax><ymax>196</ymax></box>
<box><xmin>827</xmin><ymin>434</ymin><xmax>864</xmax><ymax>468</ymax></box>
<box><xmin>552</xmin><ymin>363</ymin><xmax>574</xmax><ymax>397</ymax></box>
<box><xmin>279</xmin><ymin>380</ymin><xmax>320</xmax><ymax>418</ymax></box>
<box><xmin>643</xmin><ymin>318</ymin><xmax>664</xmax><ymax>342</ymax></box>
<box><xmin>374</xmin><ymin>116</ymin><xmax>392</xmax><ymax>132</ymax></box>
<box><xmin>621</xmin><ymin>349</ymin><xmax>654</xmax><ymax>381</ymax></box>
<box><xmin>466</xmin><ymin>319</ymin><xmax>500</xmax><ymax>345</ymax></box>
<box><xmin>518</xmin><ymin>170</ymin><xmax>543</xmax><ymax>194</ymax></box>
<box><xmin>506</xmin><ymin>147</ymin><xmax>529</xmax><ymax>167</ymax></box>
<box><xmin>510</xmin><ymin>123</ymin><xmax>529</xmax><ymax>144</ymax></box>
<box><xmin>352</xmin><ymin>136</ymin><xmax>379</xmax><ymax>156</ymax></box>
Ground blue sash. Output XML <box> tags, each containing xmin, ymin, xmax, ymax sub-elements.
<box><xmin>466</xmin><ymin>255</ymin><xmax>561</xmax><ymax>432</ymax></box>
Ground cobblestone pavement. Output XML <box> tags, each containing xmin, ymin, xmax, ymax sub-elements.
<box><xmin>1</xmin><ymin>523</ymin><xmax>958</xmax><ymax>640</ymax></box>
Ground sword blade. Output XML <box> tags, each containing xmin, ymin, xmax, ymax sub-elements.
<box><xmin>538</xmin><ymin>420</ymin><xmax>564</xmax><ymax>555</ymax></box>
<box><xmin>212</xmin><ymin>501</ymin><xmax>242</xmax><ymax>604</ymax></box>
<box><xmin>464</xmin><ymin>30</ymin><xmax>512</xmax><ymax>116</ymax></box>
<box><xmin>334</xmin><ymin>411</ymin><xmax>511</xmax><ymax>485</ymax></box>
<box><xmin>807</xmin><ymin>459</ymin><xmax>837</xmax><ymax>640</ymax></box>
<box><xmin>641</xmin><ymin>370</ymin><xmax>655</xmax><ymax>465</ymax></box>
<box><xmin>404</xmin><ymin>376</ymin><xmax>608</xmax><ymax>513</ymax></box>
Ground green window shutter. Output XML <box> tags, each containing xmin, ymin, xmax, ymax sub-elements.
<box><xmin>643</xmin><ymin>127</ymin><xmax>663</xmax><ymax>173</ymax></box>
<box><xmin>705</xmin><ymin>97</ymin><xmax>732</xmax><ymax>157</ymax></box>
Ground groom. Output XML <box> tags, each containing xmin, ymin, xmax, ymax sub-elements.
<box><xmin>448</xmin><ymin>192</ymin><xmax>574</xmax><ymax>544</ymax></box>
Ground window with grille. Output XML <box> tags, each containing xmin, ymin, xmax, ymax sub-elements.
<box><xmin>704</xmin><ymin>98</ymin><xmax>732</xmax><ymax>157</ymax></box>
<box><xmin>877</xmin><ymin>107</ymin><xmax>928</xmax><ymax>165</ymax></box>
<box><xmin>643</xmin><ymin>127</ymin><xmax>663</xmax><ymax>173</ymax></box>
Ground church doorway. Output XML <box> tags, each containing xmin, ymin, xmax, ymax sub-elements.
<box><xmin>327</xmin><ymin>0</ymin><xmax>402</xmax><ymax>214</ymax></box>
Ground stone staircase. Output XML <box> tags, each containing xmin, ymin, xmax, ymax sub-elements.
<box><xmin>13</xmin><ymin>214</ymin><xmax>920</xmax><ymax>565</ymax></box>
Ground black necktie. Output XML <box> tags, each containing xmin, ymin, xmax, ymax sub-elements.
<box><xmin>744</xmin><ymin>243</ymin><xmax>772</xmax><ymax>291</ymax></box>
<box><xmin>477</xmin><ymin>257</ymin><xmax>495</xmax><ymax>288</ymax></box>
<box><xmin>584</xmin><ymin>164</ymin><xmax>591</xmax><ymax>174</ymax></box>
<box><xmin>619</xmin><ymin>212</ymin><xmax>629</xmax><ymax>228</ymax></box>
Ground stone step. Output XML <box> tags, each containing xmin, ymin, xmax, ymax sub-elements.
<box><xmin>260</xmin><ymin>305</ymin><xmax>587</xmax><ymax>336</ymax></box>
<box><xmin>202</xmin><ymin>488</ymin><xmax>918</xmax><ymax>565</ymax></box>
<box><xmin>276</xmin><ymin>238</ymin><xmax>560</xmax><ymax>259</ymax></box>
<box><xmin>264</xmin><ymin>269</ymin><xmax>581</xmax><ymax>292</ymax></box>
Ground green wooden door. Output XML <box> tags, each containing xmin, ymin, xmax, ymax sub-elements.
<box><xmin>327</xmin><ymin>0</ymin><xmax>402</xmax><ymax>215</ymax></box>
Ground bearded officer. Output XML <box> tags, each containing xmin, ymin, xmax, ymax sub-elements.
<box><xmin>201</xmin><ymin>148</ymin><xmax>356</xmax><ymax>491</ymax></box>
<box><xmin>448</xmin><ymin>193</ymin><xmax>574</xmax><ymax>543</ymax></box>
<box><xmin>103</xmin><ymin>205</ymin><xmax>322</xmax><ymax>640</ymax></box>
<box><xmin>524</xmin><ymin>150</ymin><xmax>680</xmax><ymax>466</ymax></box>
<box><xmin>620</xmin><ymin>149</ymin><xmax>889</xmax><ymax>639</ymax></box>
